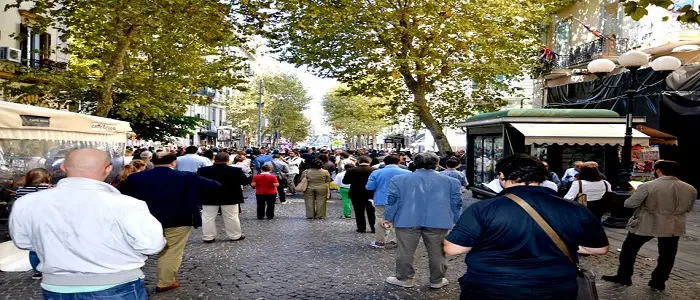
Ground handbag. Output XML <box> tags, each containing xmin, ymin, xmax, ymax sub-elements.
<box><xmin>505</xmin><ymin>194</ymin><xmax>599</xmax><ymax>300</ymax></box>
<box><xmin>575</xmin><ymin>180</ymin><xmax>588</xmax><ymax>207</ymax></box>
<box><xmin>601</xmin><ymin>181</ymin><xmax>616</xmax><ymax>203</ymax></box>
<box><xmin>296</xmin><ymin>171</ymin><xmax>308</xmax><ymax>192</ymax></box>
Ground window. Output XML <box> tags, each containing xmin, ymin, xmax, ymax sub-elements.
<box><xmin>472</xmin><ymin>135</ymin><xmax>504</xmax><ymax>185</ymax></box>
<box><xmin>19</xmin><ymin>24</ymin><xmax>51</xmax><ymax>67</ymax></box>
<box><xmin>554</xmin><ymin>19</ymin><xmax>571</xmax><ymax>54</ymax></box>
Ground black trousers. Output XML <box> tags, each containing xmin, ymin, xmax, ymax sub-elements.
<box><xmin>277</xmin><ymin>185</ymin><xmax>286</xmax><ymax>203</ymax></box>
<box><xmin>617</xmin><ymin>232</ymin><xmax>680</xmax><ymax>284</ymax></box>
<box><xmin>351</xmin><ymin>197</ymin><xmax>375</xmax><ymax>232</ymax></box>
<box><xmin>256</xmin><ymin>194</ymin><xmax>276</xmax><ymax>219</ymax></box>
<box><xmin>586</xmin><ymin>200</ymin><xmax>606</xmax><ymax>221</ymax></box>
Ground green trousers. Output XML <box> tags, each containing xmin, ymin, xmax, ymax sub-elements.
<box><xmin>339</xmin><ymin>187</ymin><xmax>352</xmax><ymax>218</ymax></box>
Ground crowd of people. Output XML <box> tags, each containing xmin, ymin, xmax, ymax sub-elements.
<box><xmin>6</xmin><ymin>144</ymin><xmax>697</xmax><ymax>300</ymax></box>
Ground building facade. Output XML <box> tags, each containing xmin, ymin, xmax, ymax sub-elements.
<box><xmin>0</xmin><ymin>0</ymin><xmax>68</xmax><ymax>101</ymax></box>
<box><xmin>537</xmin><ymin>0</ymin><xmax>700</xmax><ymax>106</ymax></box>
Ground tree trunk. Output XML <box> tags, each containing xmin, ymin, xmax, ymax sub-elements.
<box><xmin>94</xmin><ymin>26</ymin><xmax>138</xmax><ymax>117</ymax></box>
<box><xmin>412</xmin><ymin>91</ymin><xmax>452</xmax><ymax>152</ymax></box>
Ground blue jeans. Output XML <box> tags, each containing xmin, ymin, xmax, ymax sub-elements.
<box><xmin>29</xmin><ymin>251</ymin><xmax>40</xmax><ymax>273</ymax></box>
<box><xmin>43</xmin><ymin>279</ymin><xmax>147</xmax><ymax>300</ymax></box>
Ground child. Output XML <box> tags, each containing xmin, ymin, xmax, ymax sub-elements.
<box><xmin>15</xmin><ymin>168</ymin><xmax>52</xmax><ymax>280</ymax></box>
<box><xmin>251</xmin><ymin>164</ymin><xmax>280</xmax><ymax>219</ymax></box>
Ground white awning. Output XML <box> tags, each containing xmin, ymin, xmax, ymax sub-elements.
<box><xmin>511</xmin><ymin>123</ymin><xmax>650</xmax><ymax>146</ymax></box>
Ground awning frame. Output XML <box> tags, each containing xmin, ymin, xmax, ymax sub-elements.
<box><xmin>509</xmin><ymin>123</ymin><xmax>650</xmax><ymax>147</ymax></box>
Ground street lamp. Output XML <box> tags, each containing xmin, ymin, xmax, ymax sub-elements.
<box><xmin>587</xmin><ymin>51</ymin><xmax>682</xmax><ymax>192</ymax></box>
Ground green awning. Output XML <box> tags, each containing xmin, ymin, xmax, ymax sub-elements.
<box><xmin>466</xmin><ymin>109</ymin><xmax>620</xmax><ymax>123</ymax></box>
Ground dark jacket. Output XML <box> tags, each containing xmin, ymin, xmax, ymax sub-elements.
<box><xmin>120</xmin><ymin>167</ymin><xmax>220</xmax><ymax>229</ymax></box>
<box><xmin>343</xmin><ymin>165</ymin><xmax>377</xmax><ymax>201</ymax></box>
<box><xmin>197</xmin><ymin>164</ymin><xmax>250</xmax><ymax>206</ymax></box>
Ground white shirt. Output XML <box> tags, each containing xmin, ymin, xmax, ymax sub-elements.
<box><xmin>123</xmin><ymin>156</ymin><xmax>133</xmax><ymax>166</ymax></box>
<box><xmin>233</xmin><ymin>162</ymin><xmax>251</xmax><ymax>174</ymax></box>
<box><xmin>9</xmin><ymin>177</ymin><xmax>165</xmax><ymax>283</ymax></box>
<box><xmin>286</xmin><ymin>156</ymin><xmax>303</xmax><ymax>174</ymax></box>
<box><xmin>564</xmin><ymin>180</ymin><xmax>612</xmax><ymax>201</ymax></box>
<box><xmin>334</xmin><ymin>170</ymin><xmax>351</xmax><ymax>188</ymax></box>
<box><xmin>562</xmin><ymin>167</ymin><xmax>579</xmax><ymax>183</ymax></box>
<box><xmin>485</xmin><ymin>179</ymin><xmax>558</xmax><ymax>193</ymax></box>
<box><xmin>176</xmin><ymin>154</ymin><xmax>212</xmax><ymax>172</ymax></box>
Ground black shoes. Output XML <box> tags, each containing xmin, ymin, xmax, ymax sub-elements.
<box><xmin>648</xmin><ymin>280</ymin><xmax>666</xmax><ymax>291</ymax></box>
<box><xmin>203</xmin><ymin>239</ymin><xmax>216</xmax><ymax>244</ymax></box>
<box><xmin>601</xmin><ymin>275</ymin><xmax>632</xmax><ymax>286</ymax></box>
<box><xmin>231</xmin><ymin>235</ymin><xmax>246</xmax><ymax>242</ymax></box>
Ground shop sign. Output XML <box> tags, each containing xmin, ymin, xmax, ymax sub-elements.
<box><xmin>90</xmin><ymin>122</ymin><xmax>118</xmax><ymax>132</ymax></box>
<box><xmin>21</xmin><ymin>115</ymin><xmax>50</xmax><ymax>127</ymax></box>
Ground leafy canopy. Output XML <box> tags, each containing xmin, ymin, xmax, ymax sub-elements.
<box><xmin>226</xmin><ymin>72</ymin><xmax>312</xmax><ymax>144</ymax></box>
<box><xmin>322</xmin><ymin>87</ymin><xmax>392</xmax><ymax>138</ymax></box>
<box><xmin>3</xmin><ymin>0</ymin><xmax>249</xmax><ymax>141</ymax></box>
<box><xmin>622</xmin><ymin>0</ymin><xmax>700</xmax><ymax>23</ymax></box>
<box><xmin>238</xmin><ymin>0</ymin><xmax>563</xmax><ymax>151</ymax></box>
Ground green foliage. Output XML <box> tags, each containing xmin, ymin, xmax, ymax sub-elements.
<box><xmin>124</xmin><ymin>115</ymin><xmax>210</xmax><ymax>143</ymax></box>
<box><xmin>237</xmin><ymin>0</ymin><xmax>562</xmax><ymax>151</ymax></box>
<box><xmin>226</xmin><ymin>72</ymin><xmax>312</xmax><ymax>144</ymax></box>
<box><xmin>623</xmin><ymin>0</ymin><xmax>700</xmax><ymax>24</ymax></box>
<box><xmin>3</xmin><ymin>0</ymin><xmax>249</xmax><ymax>140</ymax></box>
<box><xmin>322</xmin><ymin>87</ymin><xmax>392</xmax><ymax>138</ymax></box>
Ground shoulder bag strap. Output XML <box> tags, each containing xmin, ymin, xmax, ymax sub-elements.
<box><xmin>578</xmin><ymin>180</ymin><xmax>583</xmax><ymax>194</ymax></box>
<box><xmin>504</xmin><ymin>193</ymin><xmax>575</xmax><ymax>264</ymax></box>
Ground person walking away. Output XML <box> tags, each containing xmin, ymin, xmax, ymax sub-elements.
<box><xmin>197</xmin><ymin>152</ymin><xmax>250</xmax><ymax>243</ymax></box>
<box><xmin>176</xmin><ymin>146</ymin><xmax>212</xmax><ymax>172</ymax></box>
<box><xmin>232</xmin><ymin>154</ymin><xmax>252</xmax><ymax>175</ymax></box>
<box><xmin>366</xmin><ymin>155</ymin><xmax>410</xmax><ymax>249</ymax></box>
<box><xmin>14</xmin><ymin>168</ymin><xmax>52</xmax><ymax>280</ymax></box>
<box><xmin>336</xmin><ymin>152</ymin><xmax>354</xmax><ymax>173</ymax></box>
<box><xmin>251</xmin><ymin>164</ymin><xmax>279</xmax><ymax>219</ymax></box>
<box><xmin>301</xmin><ymin>159</ymin><xmax>332</xmax><ymax>219</ymax></box>
<box><xmin>139</xmin><ymin>151</ymin><xmax>155</xmax><ymax>170</ymax></box>
<box><xmin>253</xmin><ymin>147</ymin><xmax>273</xmax><ymax>173</ymax></box>
<box><xmin>542</xmin><ymin>161</ymin><xmax>561</xmax><ymax>188</ymax></box>
<box><xmin>343</xmin><ymin>156</ymin><xmax>377</xmax><ymax>233</ymax></box>
<box><xmin>383</xmin><ymin>152</ymin><xmax>462</xmax><ymax>289</ymax></box>
<box><xmin>602</xmin><ymin>160</ymin><xmax>696</xmax><ymax>291</ymax></box>
<box><xmin>334</xmin><ymin>163</ymin><xmax>355</xmax><ymax>218</ymax></box>
<box><xmin>111</xmin><ymin>159</ymin><xmax>146</xmax><ymax>188</ymax></box>
<box><xmin>270</xmin><ymin>154</ymin><xmax>290</xmax><ymax>204</ymax></box>
<box><xmin>286</xmin><ymin>150</ymin><xmax>303</xmax><ymax>195</ymax></box>
<box><xmin>563</xmin><ymin>165</ymin><xmax>612</xmax><ymax>220</ymax></box>
<box><xmin>10</xmin><ymin>149</ymin><xmax>165</xmax><ymax>299</ymax></box>
<box><xmin>443</xmin><ymin>154</ymin><xmax>609</xmax><ymax>299</ymax></box>
<box><xmin>120</xmin><ymin>152</ymin><xmax>219</xmax><ymax>293</ymax></box>
<box><xmin>440</xmin><ymin>158</ymin><xmax>469</xmax><ymax>192</ymax></box>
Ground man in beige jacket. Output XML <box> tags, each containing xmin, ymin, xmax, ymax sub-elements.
<box><xmin>603</xmin><ymin>160</ymin><xmax>696</xmax><ymax>291</ymax></box>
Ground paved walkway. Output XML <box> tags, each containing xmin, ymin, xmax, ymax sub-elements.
<box><xmin>1</xmin><ymin>192</ymin><xmax>699</xmax><ymax>299</ymax></box>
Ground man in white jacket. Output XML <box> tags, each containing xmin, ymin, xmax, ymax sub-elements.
<box><xmin>10</xmin><ymin>148</ymin><xmax>165</xmax><ymax>299</ymax></box>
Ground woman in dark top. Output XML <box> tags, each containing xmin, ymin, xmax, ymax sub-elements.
<box><xmin>317</xmin><ymin>154</ymin><xmax>336</xmax><ymax>175</ymax></box>
<box><xmin>15</xmin><ymin>168</ymin><xmax>52</xmax><ymax>280</ymax></box>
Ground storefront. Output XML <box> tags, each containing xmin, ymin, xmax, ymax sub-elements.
<box><xmin>0</xmin><ymin>101</ymin><xmax>131</xmax><ymax>189</ymax></box>
<box><xmin>459</xmin><ymin>109</ymin><xmax>654</xmax><ymax>198</ymax></box>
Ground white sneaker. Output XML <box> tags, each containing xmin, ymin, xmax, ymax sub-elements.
<box><xmin>430</xmin><ymin>278</ymin><xmax>449</xmax><ymax>289</ymax></box>
<box><xmin>369</xmin><ymin>241</ymin><xmax>385</xmax><ymax>249</ymax></box>
<box><xmin>385</xmin><ymin>276</ymin><xmax>414</xmax><ymax>288</ymax></box>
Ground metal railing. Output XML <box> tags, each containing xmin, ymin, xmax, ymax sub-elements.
<box><xmin>554</xmin><ymin>37</ymin><xmax>631</xmax><ymax>69</ymax></box>
<box><xmin>26</xmin><ymin>58</ymin><xmax>68</xmax><ymax>72</ymax></box>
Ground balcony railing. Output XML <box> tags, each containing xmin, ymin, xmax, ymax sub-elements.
<box><xmin>25</xmin><ymin>58</ymin><xmax>68</xmax><ymax>72</ymax></box>
<box><xmin>554</xmin><ymin>37</ymin><xmax>631</xmax><ymax>70</ymax></box>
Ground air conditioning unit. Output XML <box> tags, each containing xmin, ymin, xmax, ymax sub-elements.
<box><xmin>0</xmin><ymin>47</ymin><xmax>21</xmax><ymax>63</ymax></box>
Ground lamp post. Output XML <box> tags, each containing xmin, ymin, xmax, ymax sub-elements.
<box><xmin>587</xmin><ymin>51</ymin><xmax>682</xmax><ymax>191</ymax></box>
<box><xmin>256</xmin><ymin>79</ymin><xmax>264</xmax><ymax>148</ymax></box>
<box><xmin>587</xmin><ymin>51</ymin><xmax>681</xmax><ymax>227</ymax></box>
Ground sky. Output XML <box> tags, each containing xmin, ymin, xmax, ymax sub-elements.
<box><xmin>257</xmin><ymin>54</ymin><xmax>337</xmax><ymax>135</ymax></box>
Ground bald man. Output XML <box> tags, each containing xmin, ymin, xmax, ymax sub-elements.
<box><xmin>10</xmin><ymin>148</ymin><xmax>165</xmax><ymax>299</ymax></box>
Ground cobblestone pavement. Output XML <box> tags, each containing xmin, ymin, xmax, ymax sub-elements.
<box><xmin>1</xmin><ymin>191</ymin><xmax>700</xmax><ymax>300</ymax></box>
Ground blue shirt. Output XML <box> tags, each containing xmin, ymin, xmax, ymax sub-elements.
<box><xmin>440</xmin><ymin>169</ymin><xmax>468</xmax><ymax>188</ymax></box>
<box><xmin>384</xmin><ymin>169</ymin><xmax>462</xmax><ymax>229</ymax></box>
<box><xmin>365</xmin><ymin>165</ymin><xmax>411</xmax><ymax>206</ymax></box>
<box><xmin>446</xmin><ymin>186</ymin><xmax>608</xmax><ymax>287</ymax></box>
<box><xmin>253</xmin><ymin>154</ymin><xmax>273</xmax><ymax>171</ymax></box>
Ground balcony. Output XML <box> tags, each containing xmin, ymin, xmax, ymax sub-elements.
<box><xmin>24</xmin><ymin>58</ymin><xmax>68</xmax><ymax>72</ymax></box>
<box><xmin>550</xmin><ymin>37</ymin><xmax>631</xmax><ymax>72</ymax></box>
